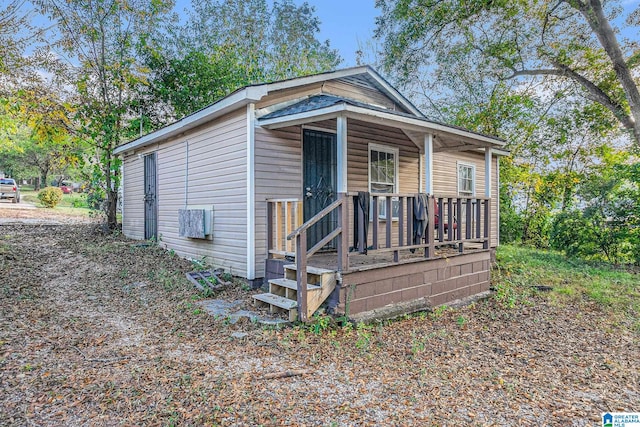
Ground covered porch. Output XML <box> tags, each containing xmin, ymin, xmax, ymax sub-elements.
<box><xmin>254</xmin><ymin>95</ymin><xmax>504</xmax><ymax>321</ymax></box>
<box><xmin>265</xmin><ymin>192</ymin><xmax>492</xmax><ymax>320</ymax></box>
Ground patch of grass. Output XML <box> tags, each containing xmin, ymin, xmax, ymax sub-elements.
<box><xmin>495</xmin><ymin>245</ymin><xmax>639</xmax><ymax>317</ymax></box>
<box><xmin>21</xmin><ymin>189</ymin><xmax>92</xmax><ymax>216</ymax></box>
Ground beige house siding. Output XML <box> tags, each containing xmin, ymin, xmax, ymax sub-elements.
<box><xmin>322</xmin><ymin>81</ymin><xmax>403</xmax><ymax>111</ymax></box>
<box><xmin>430</xmin><ymin>151</ymin><xmax>499</xmax><ymax>247</ymax></box>
<box><xmin>256</xmin><ymin>81</ymin><xmax>407</xmax><ymax>113</ymax></box>
<box><xmin>122</xmin><ymin>154</ymin><xmax>146</xmax><ymax>240</ymax></box>
<box><xmin>122</xmin><ymin>109</ymin><xmax>250</xmax><ymax>276</ymax></box>
<box><xmin>254</xmin><ymin>125</ymin><xmax>303</xmax><ymax>277</ymax></box>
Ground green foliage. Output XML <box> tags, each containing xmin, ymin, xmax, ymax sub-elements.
<box><xmin>144</xmin><ymin>48</ymin><xmax>250</xmax><ymax>122</ymax></box>
<box><xmin>496</xmin><ymin>244</ymin><xmax>639</xmax><ymax>318</ymax></box>
<box><xmin>141</xmin><ymin>0</ymin><xmax>341</xmax><ymax>127</ymax></box>
<box><xmin>354</xmin><ymin>322</ymin><xmax>374</xmax><ymax>351</ymax></box>
<box><xmin>376</xmin><ymin>0</ymin><xmax>640</xmax><ymax>144</ymax></box>
<box><xmin>34</xmin><ymin>0</ymin><xmax>175</xmax><ymax>229</ymax></box>
<box><xmin>37</xmin><ymin>186</ymin><xmax>63</xmax><ymax>208</ymax></box>
<box><xmin>550</xmin><ymin>153</ymin><xmax>640</xmax><ymax>264</ymax></box>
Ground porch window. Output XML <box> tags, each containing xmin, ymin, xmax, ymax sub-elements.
<box><xmin>369</xmin><ymin>143</ymin><xmax>399</xmax><ymax>219</ymax></box>
<box><xmin>457</xmin><ymin>162</ymin><xmax>475</xmax><ymax>196</ymax></box>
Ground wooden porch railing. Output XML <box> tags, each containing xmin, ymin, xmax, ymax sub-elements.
<box><xmin>283</xmin><ymin>195</ymin><xmax>347</xmax><ymax>322</ymax></box>
<box><xmin>266</xmin><ymin>199</ymin><xmax>303</xmax><ymax>257</ymax></box>
<box><xmin>266</xmin><ymin>193</ymin><xmax>491</xmax><ymax>321</ymax></box>
<box><xmin>349</xmin><ymin>193</ymin><xmax>491</xmax><ymax>263</ymax></box>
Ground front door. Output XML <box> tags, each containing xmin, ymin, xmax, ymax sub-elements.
<box><xmin>143</xmin><ymin>153</ymin><xmax>157</xmax><ymax>240</ymax></box>
<box><xmin>303</xmin><ymin>129</ymin><xmax>338</xmax><ymax>250</ymax></box>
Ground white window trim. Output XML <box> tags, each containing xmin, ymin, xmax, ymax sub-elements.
<box><xmin>457</xmin><ymin>161</ymin><xmax>476</xmax><ymax>196</ymax></box>
<box><xmin>368</xmin><ymin>143</ymin><xmax>399</xmax><ymax>220</ymax></box>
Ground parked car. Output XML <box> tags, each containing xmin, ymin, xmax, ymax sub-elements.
<box><xmin>0</xmin><ymin>178</ymin><xmax>20</xmax><ymax>203</ymax></box>
<box><xmin>59</xmin><ymin>184</ymin><xmax>73</xmax><ymax>194</ymax></box>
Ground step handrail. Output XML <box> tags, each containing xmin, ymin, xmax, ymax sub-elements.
<box><xmin>286</xmin><ymin>194</ymin><xmax>347</xmax><ymax>322</ymax></box>
<box><xmin>286</xmin><ymin>197</ymin><xmax>343</xmax><ymax>240</ymax></box>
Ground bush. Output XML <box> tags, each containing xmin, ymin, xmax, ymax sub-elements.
<box><xmin>37</xmin><ymin>187</ymin><xmax>64</xmax><ymax>208</ymax></box>
<box><xmin>71</xmin><ymin>196</ymin><xmax>87</xmax><ymax>208</ymax></box>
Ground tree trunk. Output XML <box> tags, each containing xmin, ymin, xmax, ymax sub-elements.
<box><xmin>573</xmin><ymin>0</ymin><xmax>640</xmax><ymax>145</ymax></box>
<box><xmin>106</xmin><ymin>188</ymin><xmax>118</xmax><ymax>230</ymax></box>
<box><xmin>40</xmin><ymin>171</ymin><xmax>48</xmax><ymax>190</ymax></box>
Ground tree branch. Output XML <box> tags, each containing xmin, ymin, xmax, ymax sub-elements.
<box><xmin>507</xmin><ymin>63</ymin><xmax>635</xmax><ymax>130</ymax></box>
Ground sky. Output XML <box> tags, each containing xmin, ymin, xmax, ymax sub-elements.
<box><xmin>172</xmin><ymin>0</ymin><xmax>381</xmax><ymax>66</ymax></box>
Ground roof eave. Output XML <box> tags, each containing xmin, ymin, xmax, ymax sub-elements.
<box><xmin>258</xmin><ymin>103</ymin><xmax>506</xmax><ymax>147</ymax></box>
<box><xmin>114</xmin><ymin>86</ymin><xmax>267</xmax><ymax>155</ymax></box>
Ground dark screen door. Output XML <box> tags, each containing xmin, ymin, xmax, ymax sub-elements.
<box><xmin>144</xmin><ymin>153</ymin><xmax>157</xmax><ymax>240</ymax></box>
<box><xmin>303</xmin><ymin>129</ymin><xmax>337</xmax><ymax>249</ymax></box>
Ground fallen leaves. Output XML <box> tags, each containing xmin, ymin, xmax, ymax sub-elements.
<box><xmin>0</xmin><ymin>221</ymin><xmax>639</xmax><ymax>426</ymax></box>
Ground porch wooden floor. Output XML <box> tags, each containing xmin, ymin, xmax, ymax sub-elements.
<box><xmin>306</xmin><ymin>243</ymin><xmax>487</xmax><ymax>272</ymax></box>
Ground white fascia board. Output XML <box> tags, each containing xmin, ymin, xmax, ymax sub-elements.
<box><xmin>114</xmin><ymin>87</ymin><xmax>267</xmax><ymax>155</ymax></box>
<box><xmin>261</xmin><ymin>66</ymin><xmax>370</xmax><ymax>93</ymax></box>
<box><xmin>344</xmin><ymin>105</ymin><xmax>506</xmax><ymax>147</ymax></box>
<box><xmin>365</xmin><ymin>70</ymin><xmax>424</xmax><ymax>117</ymax></box>
<box><xmin>491</xmin><ymin>148</ymin><xmax>511</xmax><ymax>156</ymax></box>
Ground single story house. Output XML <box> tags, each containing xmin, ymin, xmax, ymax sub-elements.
<box><xmin>114</xmin><ymin>66</ymin><xmax>508</xmax><ymax>321</ymax></box>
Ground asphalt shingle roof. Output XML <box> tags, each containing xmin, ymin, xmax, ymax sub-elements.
<box><xmin>259</xmin><ymin>95</ymin><xmax>506</xmax><ymax>144</ymax></box>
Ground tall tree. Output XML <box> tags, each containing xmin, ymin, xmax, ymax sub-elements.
<box><xmin>142</xmin><ymin>0</ymin><xmax>341</xmax><ymax>124</ymax></box>
<box><xmin>36</xmin><ymin>0</ymin><xmax>174</xmax><ymax>229</ymax></box>
<box><xmin>0</xmin><ymin>1</ymin><xmax>47</xmax><ymax>95</ymax></box>
<box><xmin>376</xmin><ymin>0</ymin><xmax>640</xmax><ymax>145</ymax></box>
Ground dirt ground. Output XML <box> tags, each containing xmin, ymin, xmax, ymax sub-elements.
<box><xmin>1</xmin><ymin>206</ymin><xmax>639</xmax><ymax>426</ymax></box>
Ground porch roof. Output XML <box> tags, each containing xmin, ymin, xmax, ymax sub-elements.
<box><xmin>257</xmin><ymin>95</ymin><xmax>507</xmax><ymax>153</ymax></box>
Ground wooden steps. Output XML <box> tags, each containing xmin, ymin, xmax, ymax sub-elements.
<box><xmin>253</xmin><ymin>264</ymin><xmax>336</xmax><ymax>322</ymax></box>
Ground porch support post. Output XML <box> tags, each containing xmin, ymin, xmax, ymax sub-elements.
<box><xmin>424</xmin><ymin>133</ymin><xmax>433</xmax><ymax>194</ymax></box>
<box><xmin>337</xmin><ymin>115</ymin><xmax>348</xmax><ymax>193</ymax></box>
<box><xmin>485</xmin><ymin>148</ymin><xmax>492</xmax><ymax>197</ymax></box>
<box><xmin>484</xmin><ymin>148</ymin><xmax>492</xmax><ymax>250</ymax></box>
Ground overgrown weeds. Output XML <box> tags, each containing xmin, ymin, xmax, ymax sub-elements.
<box><xmin>495</xmin><ymin>245</ymin><xmax>639</xmax><ymax>321</ymax></box>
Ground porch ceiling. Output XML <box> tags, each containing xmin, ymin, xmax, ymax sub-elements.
<box><xmin>257</xmin><ymin>95</ymin><xmax>506</xmax><ymax>153</ymax></box>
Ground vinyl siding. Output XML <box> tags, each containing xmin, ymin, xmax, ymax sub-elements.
<box><xmin>253</xmin><ymin>118</ymin><xmax>422</xmax><ymax>271</ymax></box>
<box><xmin>254</xmin><ymin>125</ymin><xmax>303</xmax><ymax>277</ymax></box>
<box><xmin>430</xmin><ymin>151</ymin><xmax>499</xmax><ymax>247</ymax></box>
<box><xmin>322</xmin><ymin>80</ymin><xmax>399</xmax><ymax>110</ymax></box>
<box><xmin>256</xmin><ymin>81</ymin><xmax>404</xmax><ymax>112</ymax></box>
<box><xmin>121</xmin><ymin>109</ymin><xmax>249</xmax><ymax>277</ymax></box>
<box><xmin>122</xmin><ymin>153</ymin><xmax>146</xmax><ymax>240</ymax></box>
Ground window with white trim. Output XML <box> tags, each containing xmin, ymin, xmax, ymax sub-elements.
<box><xmin>369</xmin><ymin>143</ymin><xmax>399</xmax><ymax>219</ymax></box>
<box><xmin>457</xmin><ymin>162</ymin><xmax>475</xmax><ymax>196</ymax></box>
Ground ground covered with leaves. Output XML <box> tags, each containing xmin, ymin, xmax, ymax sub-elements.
<box><xmin>1</xmin><ymin>217</ymin><xmax>639</xmax><ymax>426</ymax></box>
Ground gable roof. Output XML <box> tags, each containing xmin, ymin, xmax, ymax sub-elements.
<box><xmin>114</xmin><ymin>66</ymin><xmax>422</xmax><ymax>155</ymax></box>
<box><xmin>259</xmin><ymin>94</ymin><xmax>506</xmax><ymax>149</ymax></box>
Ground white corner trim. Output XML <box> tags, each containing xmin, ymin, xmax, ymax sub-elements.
<box><xmin>485</xmin><ymin>148</ymin><xmax>492</xmax><ymax>198</ymax></box>
<box><xmin>496</xmin><ymin>156</ymin><xmax>500</xmax><ymax>245</ymax></box>
<box><xmin>247</xmin><ymin>103</ymin><xmax>256</xmax><ymax>280</ymax></box>
<box><xmin>120</xmin><ymin>162</ymin><xmax>125</xmax><ymax>225</ymax></box>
